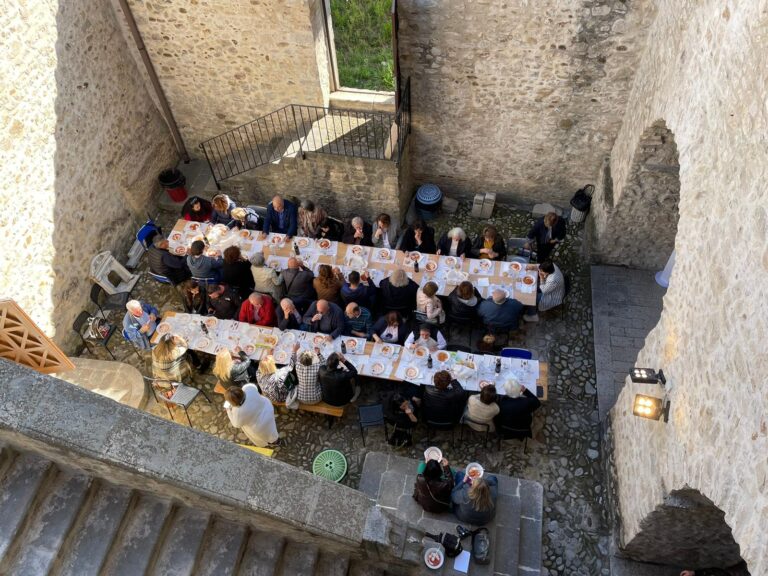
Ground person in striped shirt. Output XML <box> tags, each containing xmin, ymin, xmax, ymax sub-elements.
<box><xmin>524</xmin><ymin>260</ymin><xmax>566</xmax><ymax>322</ymax></box>
<box><xmin>344</xmin><ymin>303</ymin><xmax>372</xmax><ymax>338</ymax></box>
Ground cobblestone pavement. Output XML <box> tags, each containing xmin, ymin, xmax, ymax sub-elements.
<box><xmin>80</xmin><ymin>201</ymin><xmax>608</xmax><ymax>575</ymax></box>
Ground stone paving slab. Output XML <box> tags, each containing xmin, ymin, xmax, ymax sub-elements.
<box><xmin>591</xmin><ymin>266</ymin><xmax>664</xmax><ymax>421</ymax></box>
<box><xmin>52</xmin><ymin>357</ymin><xmax>147</xmax><ymax>409</ymax></box>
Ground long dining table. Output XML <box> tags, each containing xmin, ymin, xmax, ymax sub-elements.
<box><xmin>154</xmin><ymin>312</ymin><xmax>549</xmax><ymax>400</ymax></box>
<box><xmin>166</xmin><ymin>219</ymin><xmax>540</xmax><ymax>304</ymax></box>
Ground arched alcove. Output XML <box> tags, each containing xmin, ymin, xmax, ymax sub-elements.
<box><xmin>594</xmin><ymin>120</ymin><xmax>680</xmax><ymax>270</ymax></box>
<box><xmin>622</xmin><ymin>488</ymin><xmax>748</xmax><ymax>572</ymax></box>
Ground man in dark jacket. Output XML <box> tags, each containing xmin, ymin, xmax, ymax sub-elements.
<box><xmin>379</xmin><ymin>269</ymin><xmax>419</xmax><ymax>314</ymax></box>
<box><xmin>525</xmin><ymin>211</ymin><xmax>566</xmax><ymax>263</ymax></box>
<box><xmin>262</xmin><ymin>195</ymin><xmax>298</xmax><ymax>237</ymax></box>
<box><xmin>477</xmin><ymin>289</ymin><xmax>523</xmax><ymax>332</ymax></box>
<box><xmin>422</xmin><ymin>370</ymin><xmax>466</xmax><ymax>424</ymax></box>
<box><xmin>399</xmin><ymin>219</ymin><xmax>437</xmax><ymax>254</ymax></box>
<box><xmin>494</xmin><ymin>380</ymin><xmax>541</xmax><ymax>439</ymax></box>
<box><xmin>148</xmin><ymin>237</ymin><xmax>191</xmax><ymax>286</ymax></box>
<box><xmin>302</xmin><ymin>299</ymin><xmax>345</xmax><ymax>340</ymax></box>
<box><xmin>206</xmin><ymin>283</ymin><xmax>242</xmax><ymax>320</ymax></box>
<box><xmin>342</xmin><ymin>216</ymin><xmax>373</xmax><ymax>246</ymax></box>
<box><xmin>281</xmin><ymin>257</ymin><xmax>315</xmax><ymax>313</ymax></box>
<box><xmin>318</xmin><ymin>352</ymin><xmax>360</xmax><ymax>406</ymax></box>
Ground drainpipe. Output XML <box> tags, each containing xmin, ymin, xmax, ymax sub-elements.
<box><xmin>115</xmin><ymin>0</ymin><xmax>190</xmax><ymax>162</ymax></box>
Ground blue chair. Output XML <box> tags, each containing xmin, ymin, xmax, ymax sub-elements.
<box><xmin>122</xmin><ymin>328</ymin><xmax>143</xmax><ymax>360</ymax></box>
<box><xmin>136</xmin><ymin>216</ymin><xmax>163</xmax><ymax>250</ymax></box>
<box><xmin>148</xmin><ymin>271</ymin><xmax>172</xmax><ymax>284</ymax></box>
<box><xmin>501</xmin><ymin>347</ymin><xmax>533</xmax><ymax>360</ymax></box>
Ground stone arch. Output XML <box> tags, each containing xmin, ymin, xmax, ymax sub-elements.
<box><xmin>621</xmin><ymin>488</ymin><xmax>748</xmax><ymax>571</ymax></box>
<box><xmin>594</xmin><ymin>120</ymin><xmax>680</xmax><ymax>270</ymax></box>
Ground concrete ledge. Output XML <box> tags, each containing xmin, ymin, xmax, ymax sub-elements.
<box><xmin>329</xmin><ymin>89</ymin><xmax>396</xmax><ymax>113</ymax></box>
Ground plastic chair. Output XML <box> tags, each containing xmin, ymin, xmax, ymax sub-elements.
<box><xmin>460</xmin><ymin>413</ymin><xmax>491</xmax><ymax>448</ymax></box>
<box><xmin>73</xmin><ymin>311</ymin><xmax>116</xmax><ymax>360</ymax></box>
<box><xmin>500</xmin><ymin>347</ymin><xmax>533</xmax><ymax>360</ymax></box>
<box><xmin>357</xmin><ymin>403</ymin><xmax>388</xmax><ymax>447</ymax></box>
<box><xmin>496</xmin><ymin>424</ymin><xmax>530</xmax><ymax>453</ymax></box>
<box><xmin>144</xmin><ymin>376</ymin><xmax>211</xmax><ymax>428</ymax></box>
<box><xmin>89</xmin><ymin>283</ymin><xmax>131</xmax><ymax>318</ymax></box>
<box><xmin>148</xmin><ymin>271</ymin><xmax>172</xmax><ymax>284</ymax></box>
<box><xmin>121</xmin><ymin>329</ymin><xmax>143</xmax><ymax>361</ymax></box>
<box><xmin>136</xmin><ymin>216</ymin><xmax>163</xmax><ymax>250</ymax></box>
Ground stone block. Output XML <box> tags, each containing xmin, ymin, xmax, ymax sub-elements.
<box><xmin>377</xmin><ymin>471</ymin><xmax>407</xmax><ymax>510</ymax></box>
<box><xmin>359</xmin><ymin>452</ymin><xmax>389</xmax><ymax>499</ymax></box>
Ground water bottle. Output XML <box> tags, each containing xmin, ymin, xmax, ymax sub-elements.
<box><xmin>495</xmin><ymin>357</ymin><xmax>501</xmax><ymax>374</ymax></box>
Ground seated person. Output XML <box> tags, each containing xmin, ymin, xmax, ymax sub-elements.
<box><xmin>318</xmin><ymin>352</ymin><xmax>360</xmax><ymax>406</ymax></box>
<box><xmin>340</xmin><ymin>270</ymin><xmax>376</xmax><ymax>310</ymax></box>
<box><xmin>416</xmin><ymin>281</ymin><xmax>445</xmax><ymax>324</ymax></box>
<box><xmin>525</xmin><ymin>211</ymin><xmax>566</xmax><ymax>263</ymax></box>
<box><xmin>210</xmin><ymin>194</ymin><xmax>236</xmax><ymax>226</ymax></box>
<box><xmin>213</xmin><ymin>347</ymin><xmax>257</xmax><ymax>389</ymax></box>
<box><xmin>296</xmin><ymin>347</ymin><xmax>325</xmax><ymax>405</ymax></box>
<box><xmin>422</xmin><ymin>370</ymin><xmax>466</xmax><ymax>425</ymax></box>
<box><xmin>228</xmin><ymin>206</ymin><xmax>260</xmax><ymax>230</ymax></box>
<box><xmin>181</xmin><ymin>195</ymin><xmax>213</xmax><ymax>222</ymax></box>
<box><xmin>207</xmin><ymin>283</ymin><xmax>242</xmax><ymax>320</ymax></box>
<box><xmin>281</xmin><ymin>257</ymin><xmax>315</xmax><ymax>313</ymax></box>
<box><xmin>372</xmin><ymin>213</ymin><xmax>400</xmax><ymax>249</ymax></box>
<box><xmin>529</xmin><ymin>260</ymin><xmax>566</xmax><ymax>320</ymax></box>
<box><xmin>470</xmin><ymin>225</ymin><xmax>507</xmax><ymax>261</ymax></box>
<box><xmin>477</xmin><ymin>289</ymin><xmax>523</xmax><ymax>332</ymax></box>
<box><xmin>313</xmin><ymin>264</ymin><xmax>344</xmax><ymax>306</ymax></box>
<box><xmin>344</xmin><ymin>303</ymin><xmax>372</xmax><ymax>338</ymax></box>
<box><xmin>302</xmin><ymin>299</ymin><xmax>345</xmax><ymax>340</ymax></box>
<box><xmin>413</xmin><ymin>458</ymin><xmax>455</xmax><ymax>513</ymax></box>
<box><xmin>122</xmin><ymin>300</ymin><xmax>158</xmax><ymax>350</ymax></box>
<box><xmin>342</xmin><ymin>216</ymin><xmax>373</xmax><ymax>246</ymax></box>
<box><xmin>147</xmin><ymin>236</ymin><xmax>191</xmax><ymax>286</ymax></box>
<box><xmin>262</xmin><ymin>194</ymin><xmax>298</xmax><ymax>237</ymax></box>
<box><xmin>372</xmin><ymin>311</ymin><xmax>409</xmax><ymax>345</ymax></box>
<box><xmin>384</xmin><ymin>390</ymin><xmax>420</xmax><ymax>447</ymax></box>
<box><xmin>180</xmin><ymin>279</ymin><xmax>207</xmax><ymax>315</ymax></box>
<box><xmin>399</xmin><ymin>219</ymin><xmax>436</xmax><ymax>254</ymax></box>
<box><xmin>257</xmin><ymin>346</ymin><xmax>299</xmax><ymax>403</ymax></box>
<box><xmin>221</xmin><ymin>245</ymin><xmax>255</xmax><ymax>299</ymax></box>
<box><xmin>679</xmin><ymin>561</ymin><xmax>749</xmax><ymax>576</ymax></box>
<box><xmin>379</xmin><ymin>269</ymin><xmax>419</xmax><ymax>314</ymax></box>
<box><xmin>452</xmin><ymin>472</ymin><xmax>498</xmax><ymax>526</ymax></box>
<box><xmin>239</xmin><ymin>293</ymin><xmax>277</xmax><ymax>327</ymax></box>
<box><xmin>436</xmin><ymin>227</ymin><xmax>471</xmax><ymax>258</ymax></box>
<box><xmin>315</xmin><ymin>216</ymin><xmax>344</xmax><ymax>242</ymax></box>
<box><xmin>465</xmin><ymin>385</ymin><xmax>500</xmax><ymax>432</ymax></box>
<box><xmin>404</xmin><ymin>324</ymin><xmax>447</xmax><ymax>351</ymax></box>
<box><xmin>447</xmin><ymin>281</ymin><xmax>481</xmax><ymax>318</ymax></box>
<box><xmin>276</xmin><ymin>298</ymin><xmax>303</xmax><ymax>331</ymax></box>
<box><xmin>494</xmin><ymin>377</ymin><xmax>541</xmax><ymax>439</ymax></box>
<box><xmin>298</xmin><ymin>199</ymin><xmax>327</xmax><ymax>238</ymax></box>
<box><xmin>249</xmin><ymin>253</ymin><xmax>285</xmax><ymax>303</ymax></box>
<box><xmin>186</xmin><ymin>240</ymin><xmax>222</xmax><ymax>280</ymax></box>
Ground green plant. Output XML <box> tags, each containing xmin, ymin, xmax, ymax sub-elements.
<box><xmin>330</xmin><ymin>0</ymin><xmax>395</xmax><ymax>92</ymax></box>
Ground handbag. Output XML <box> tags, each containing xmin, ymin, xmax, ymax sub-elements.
<box><xmin>471</xmin><ymin>528</ymin><xmax>491</xmax><ymax>564</ymax></box>
<box><xmin>425</xmin><ymin>532</ymin><xmax>463</xmax><ymax>558</ymax></box>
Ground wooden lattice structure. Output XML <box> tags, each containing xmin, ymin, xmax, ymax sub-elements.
<box><xmin>0</xmin><ymin>300</ymin><xmax>74</xmax><ymax>374</ymax></box>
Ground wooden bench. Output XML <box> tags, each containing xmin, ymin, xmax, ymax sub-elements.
<box><xmin>271</xmin><ymin>400</ymin><xmax>346</xmax><ymax>428</ymax></box>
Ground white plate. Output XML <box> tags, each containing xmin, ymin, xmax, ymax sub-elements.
<box><xmin>424</xmin><ymin>446</ymin><xmax>442</xmax><ymax>462</ymax></box>
<box><xmin>405</xmin><ymin>366</ymin><xmax>420</xmax><ymax>379</ymax></box>
<box><xmin>466</xmin><ymin>462</ymin><xmax>485</xmax><ymax>480</ymax></box>
<box><xmin>424</xmin><ymin>261</ymin><xmax>438</xmax><ymax>272</ymax></box>
<box><xmin>156</xmin><ymin>322</ymin><xmax>172</xmax><ymax>335</ymax></box>
<box><xmin>377</xmin><ymin>248</ymin><xmax>391</xmax><ymax>260</ymax></box>
<box><xmin>424</xmin><ymin>548</ymin><xmax>444</xmax><ymax>570</ymax></box>
<box><xmin>370</xmin><ymin>362</ymin><xmax>386</xmax><ymax>376</ymax></box>
<box><xmin>317</xmin><ymin>239</ymin><xmax>332</xmax><ymax>250</ymax></box>
<box><xmin>296</xmin><ymin>237</ymin><xmax>311</xmax><ymax>248</ymax></box>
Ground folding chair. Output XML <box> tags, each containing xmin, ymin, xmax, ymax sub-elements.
<box><xmin>425</xmin><ymin>419</ymin><xmax>456</xmax><ymax>448</ymax></box>
<box><xmin>357</xmin><ymin>403</ymin><xmax>388</xmax><ymax>447</ymax></box>
<box><xmin>460</xmin><ymin>414</ymin><xmax>491</xmax><ymax>448</ymax></box>
<box><xmin>496</xmin><ymin>424</ymin><xmax>531</xmax><ymax>453</ymax></box>
<box><xmin>89</xmin><ymin>283</ymin><xmax>130</xmax><ymax>318</ymax></box>
<box><xmin>73</xmin><ymin>311</ymin><xmax>116</xmax><ymax>360</ymax></box>
<box><xmin>143</xmin><ymin>376</ymin><xmax>211</xmax><ymax>428</ymax></box>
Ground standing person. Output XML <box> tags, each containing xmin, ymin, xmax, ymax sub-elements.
<box><xmin>528</xmin><ymin>260</ymin><xmax>567</xmax><ymax>320</ymax></box>
<box><xmin>262</xmin><ymin>194</ymin><xmax>298</xmax><ymax>237</ymax></box>
<box><xmin>451</xmin><ymin>473</ymin><xmax>498</xmax><ymax>526</ymax></box>
<box><xmin>180</xmin><ymin>279</ymin><xmax>207</xmax><ymax>315</ymax></box>
<box><xmin>371</xmin><ymin>311</ymin><xmax>409</xmax><ymax>345</ymax></box>
<box><xmin>256</xmin><ymin>345</ymin><xmax>299</xmax><ymax>403</ymax></box>
<box><xmin>318</xmin><ymin>352</ymin><xmax>361</xmax><ymax>406</ymax></box>
<box><xmin>249</xmin><ymin>253</ymin><xmax>285</xmax><ymax>302</ymax></box>
<box><xmin>298</xmin><ymin>199</ymin><xmax>327</xmax><ymax>237</ymax></box>
<box><xmin>470</xmin><ymin>225</ymin><xmax>507</xmax><ymax>261</ymax></box>
<box><xmin>465</xmin><ymin>385</ymin><xmax>500</xmax><ymax>432</ymax></box>
<box><xmin>148</xmin><ymin>237</ymin><xmax>192</xmax><ymax>287</ymax></box>
<box><xmin>372</xmin><ymin>213</ymin><xmax>400</xmax><ymax>249</ymax></box>
<box><xmin>151</xmin><ymin>334</ymin><xmax>197</xmax><ymax>381</ymax></box>
<box><xmin>239</xmin><ymin>293</ymin><xmax>277</xmax><ymax>327</ymax></box>
<box><xmin>436</xmin><ymin>227</ymin><xmax>471</xmax><ymax>258</ymax></box>
<box><xmin>122</xmin><ymin>300</ymin><xmax>158</xmax><ymax>350</ymax></box>
<box><xmin>342</xmin><ymin>216</ymin><xmax>373</xmax><ymax>246</ymax></box>
<box><xmin>181</xmin><ymin>195</ymin><xmax>213</xmax><ymax>222</ymax></box>
<box><xmin>416</xmin><ymin>281</ymin><xmax>446</xmax><ymax>324</ymax></box>
<box><xmin>399</xmin><ymin>219</ymin><xmax>436</xmax><ymax>254</ymax></box>
<box><xmin>525</xmin><ymin>211</ymin><xmax>566</xmax><ymax>263</ymax></box>
<box><xmin>296</xmin><ymin>348</ymin><xmax>325</xmax><ymax>405</ymax></box>
<box><xmin>221</xmin><ymin>246</ymin><xmax>255</xmax><ymax>299</ymax></box>
<box><xmin>186</xmin><ymin>240</ymin><xmax>222</xmax><ymax>280</ymax></box>
<box><xmin>228</xmin><ymin>206</ymin><xmax>260</xmax><ymax>230</ymax></box>
<box><xmin>206</xmin><ymin>283</ymin><xmax>242</xmax><ymax>320</ymax></box>
<box><xmin>223</xmin><ymin>385</ymin><xmax>279</xmax><ymax>447</ymax></box>
<box><xmin>413</xmin><ymin>458</ymin><xmax>455</xmax><ymax>513</ymax></box>
<box><xmin>313</xmin><ymin>264</ymin><xmax>344</xmax><ymax>306</ymax></box>
<box><xmin>212</xmin><ymin>348</ymin><xmax>256</xmax><ymax>389</ymax></box>
<box><xmin>210</xmin><ymin>194</ymin><xmax>236</xmax><ymax>226</ymax></box>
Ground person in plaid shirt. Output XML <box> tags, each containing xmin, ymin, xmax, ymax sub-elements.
<box><xmin>296</xmin><ymin>348</ymin><xmax>325</xmax><ymax>405</ymax></box>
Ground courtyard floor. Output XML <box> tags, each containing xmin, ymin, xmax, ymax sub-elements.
<box><xmin>80</xmin><ymin>200</ymin><xmax>610</xmax><ymax>576</ymax></box>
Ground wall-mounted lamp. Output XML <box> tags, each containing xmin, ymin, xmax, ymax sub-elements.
<box><xmin>633</xmin><ymin>394</ymin><xmax>671</xmax><ymax>422</ymax></box>
<box><xmin>629</xmin><ymin>368</ymin><xmax>666</xmax><ymax>385</ymax></box>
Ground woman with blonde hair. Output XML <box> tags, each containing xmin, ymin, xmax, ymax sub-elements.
<box><xmin>229</xmin><ymin>206</ymin><xmax>260</xmax><ymax>230</ymax></box>
<box><xmin>256</xmin><ymin>343</ymin><xmax>300</xmax><ymax>403</ymax></box>
<box><xmin>223</xmin><ymin>384</ymin><xmax>279</xmax><ymax>447</ymax></box>
<box><xmin>212</xmin><ymin>347</ymin><xmax>254</xmax><ymax>390</ymax></box>
<box><xmin>151</xmin><ymin>334</ymin><xmax>193</xmax><ymax>381</ymax></box>
<box><xmin>451</xmin><ymin>471</ymin><xmax>498</xmax><ymax>525</ymax></box>
<box><xmin>416</xmin><ymin>281</ymin><xmax>446</xmax><ymax>324</ymax></box>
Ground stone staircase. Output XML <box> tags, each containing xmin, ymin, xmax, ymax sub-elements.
<box><xmin>0</xmin><ymin>446</ymin><xmax>402</xmax><ymax>576</ymax></box>
<box><xmin>360</xmin><ymin>452</ymin><xmax>543</xmax><ymax>576</ymax></box>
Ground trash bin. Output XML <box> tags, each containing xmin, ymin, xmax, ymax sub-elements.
<box><xmin>158</xmin><ymin>169</ymin><xmax>188</xmax><ymax>202</ymax></box>
<box><xmin>415</xmin><ymin>184</ymin><xmax>442</xmax><ymax>221</ymax></box>
<box><xmin>569</xmin><ymin>184</ymin><xmax>594</xmax><ymax>224</ymax></box>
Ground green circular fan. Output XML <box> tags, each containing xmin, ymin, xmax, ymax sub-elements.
<box><xmin>312</xmin><ymin>449</ymin><xmax>347</xmax><ymax>482</ymax></box>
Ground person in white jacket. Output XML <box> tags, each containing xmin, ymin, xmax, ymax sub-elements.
<box><xmin>223</xmin><ymin>384</ymin><xmax>279</xmax><ymax>447</ymax></box>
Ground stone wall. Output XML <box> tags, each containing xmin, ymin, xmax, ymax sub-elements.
<box><xmin>119</xmin><ymin>0</ymin><xmax>332</xmax><ymax>153</ymax></box>
<box><xmin>602</xmin><ymin>1</ymin><xmax>768</xmax><ymax>572</ymax></box>
<box><xmin>0</xmin><ymin>0</ymin><xmax>176</xmax><ymax>351</ymax></box>
<box><xmin>396</xmin><ymin>0</ymin><xmax>656</xmax><ymax>205</ymax></box>
<box><xmin>225</xmin><ymin>153</ymin><xmax>404</xmax><ymax>223</ymax></box>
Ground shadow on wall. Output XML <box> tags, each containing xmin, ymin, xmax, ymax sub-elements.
<box><xmin>48</xmin><ymin>0</ymin><xmax>176</xmax><ymax>351</ymax></box>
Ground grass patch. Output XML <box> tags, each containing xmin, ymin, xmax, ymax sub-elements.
<box><xmin>330</xmin><ymin>0</ymin><xmax>395</xmax><ymax>92</ymax></box>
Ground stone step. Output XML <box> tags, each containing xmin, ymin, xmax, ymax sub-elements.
<box><xmin>278</xmin><ymin>541</ymin><xmax>318</xmax><ymax>575</ymax></box>
<box><xmin>150</xmin><ymin>507</ymin><xmax>211</xmax><ymax>576</ymax></box>
<box><xmin>4</xmin><ymin>468</ymin><xmax>92</xmax><ymax>576</ymax></box>
<box><xmin>53</xmin><ymin>481</ymin><xmax>134</xmax><ymax>576</ymax></box>
<box><xmin>518</xmin><ymin>479</ymin><xmax>544</xmax><ymax>575</ymax></box>
<box><xmin>0</xmin><ymin>452</ymin><xmax>53</xmax><ymax>564</ymax></box>
<box><xmin>100</xmin><ymin>494</ymin><xmax>172</xmax><ymax>576</ymax></box>
<box><xmin>192</xmin><ymin>518</ymin><xmax>248</xmax><ymax>576</ymax></box>
<box><xmin>313</xmin><ymin>550</ymin><xmax>349</xmax><ymax>576</ymax></box>
<box><xmin>237</xmin><ymin>530</ymin><xmax>286</xmax><ymax>576</ymax></box>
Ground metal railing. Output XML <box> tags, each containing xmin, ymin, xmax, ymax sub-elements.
<box><xmin>199</xmin><ymin>78</ymin><xmax>411</xmax><ymax>186</ymax></box>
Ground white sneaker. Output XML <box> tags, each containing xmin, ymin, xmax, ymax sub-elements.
<box><xmin>523</xmin><ymin>314</ymin><xmax>539</xmax><ymax>323</ymax></box>
<box><xmin>350</xmin><ymin>386</ymin><xmax>362</xmax><ymax>403</ymax></box>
